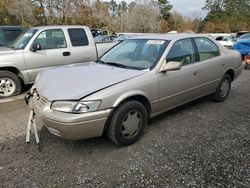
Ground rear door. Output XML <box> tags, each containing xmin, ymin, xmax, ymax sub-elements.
<box><xmin>193</xmin><ymin>37</ymin><xmax>224</xmax><ymax>94</ymax></box>
<box><xmin>67</xmin><ymin>28</ymin><xmax>97</xmax><ymax>63</ymax></box>
<box><xmin>24</xmin><ymin>28</ymin><xmax>73</xmax><ymax>82</ymax></box>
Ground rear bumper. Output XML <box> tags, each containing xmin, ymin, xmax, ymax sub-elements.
<box><xmin>234</xmin><ymin>64</ymin><xmax>243</xmax><ymax>80</ymax></box>
<box><xmin>29</xmin><ymin>95</ymin><xmax>112</xmax><ymax>140</ymax></box>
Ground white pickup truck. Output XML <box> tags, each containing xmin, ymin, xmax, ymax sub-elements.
<box><xmin>0</xmin><ymin>25</ymin><xmax>115</xmax><ymax>98</ymax></box>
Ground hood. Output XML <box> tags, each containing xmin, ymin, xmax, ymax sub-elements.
<box><xmin>0</xmin><ymin>47</ymin><xmax>16</xmax><ymax>55</ymax></box>
<box><xmin>36</xmin><ymin>63</ymin><xmax>145</xmax><ymax>101</ymax></box>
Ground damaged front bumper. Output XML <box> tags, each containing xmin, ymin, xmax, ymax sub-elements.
<box><xmin>25</xmin><ymin>90</ymin><xmax>112</xmax><ymax>141</ymax></box>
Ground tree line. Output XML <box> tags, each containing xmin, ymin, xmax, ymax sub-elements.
<box><xmin>202</xmin><ymin>0</ymin><xmax>250</xmax><ymax>32</ymax></box>
<box><xmin>0</xmin><ymin>0</ymin><xmax>249</xmax><ymax>33</ymax></box>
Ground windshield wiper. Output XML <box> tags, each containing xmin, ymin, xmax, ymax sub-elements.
<box><xmin>96</xmin><ymin>60</ymin><xmax>128</xmax><ymax>69</ymax></box>
<box><xmin>105</xmin><ymin>62</ymin><xmax>128</xmax><ymax>68</ymax></box>
<box><xmin>95</xmin><ymin>59</ymin><xmax>106</xmax><ymax>64</ymax></box>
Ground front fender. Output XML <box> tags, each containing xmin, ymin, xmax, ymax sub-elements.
<box><xmin>112</xmin><ymin>90</ymin><xmax>150</xmax><ymax>107</ymax></box>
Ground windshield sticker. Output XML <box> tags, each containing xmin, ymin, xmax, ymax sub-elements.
<box><xmin>146</xmin><ymin>40</ymin><xmax>165</xmax><ymax>45</ymax></box>
<box><xmin>23</xmin><ymin>33</ymin><xmax>33</xmax><ymax>37</ymax></box>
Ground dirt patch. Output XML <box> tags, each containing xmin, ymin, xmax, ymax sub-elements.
<box><xmin>0</xmin><ymin>71</ymin><xmax>249</xmax><ymax>187</ymax></box>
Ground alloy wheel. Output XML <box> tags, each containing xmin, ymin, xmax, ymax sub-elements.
<box><xmin>0</xmin><ymin>78</ymin><xmax>16</xmax><ymax>97</ymax></box>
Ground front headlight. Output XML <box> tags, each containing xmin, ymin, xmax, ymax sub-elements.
<box><xmin>51</xmin><ymin>100</ymin><xmax>101</xmax><ymax>113</ymax></box>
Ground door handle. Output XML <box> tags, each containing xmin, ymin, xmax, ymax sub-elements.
<box><xmin>63</xmin><ymin>51</ymin><xmax>71</xmax><ymax>56</ymax></box>
<box><xmin>193</xmin><ymin>72</ymin><xmax>199</xmax><ymax>76</ymax></box>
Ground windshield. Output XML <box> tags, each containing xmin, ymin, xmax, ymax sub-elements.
<box><xmin>99</xmin><ymin>39</ymin><xmax>168</xmax><ymax>70</ymax></box>
<box><xmin>239</xmin><ymin>34</ymin><xmax>250</xmax><ymax>39</ymax></box>
<box><xmin>225</xmin><ymin>36</ymin><xmax>233</xmax><ymax>41</ymax></box>
<box><xmin>12</xmin><ymin>29</ymin><xmax>38</xmax><ymax>50</ymax></box>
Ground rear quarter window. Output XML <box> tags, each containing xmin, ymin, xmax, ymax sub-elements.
<box><xmin>68</xmin><ymin>28</ymin><xmax>89</xmax><ymax>47</ymax></box>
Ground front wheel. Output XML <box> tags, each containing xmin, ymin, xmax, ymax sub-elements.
<box><xmin>107</xmin><ymin>100</ymin><xmax>147</xmax><ymax>146</ymax></box>
<box><xmin>0</xmin><ymin>71</ymin><xmax>22</xmax><ymax>98</ymax></box>
<box><xmin>211</xmin><ymin>74</ymin><xmax>231</xmax><ymax>102</ymax></box>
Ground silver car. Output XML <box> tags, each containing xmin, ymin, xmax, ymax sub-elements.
<box><xmin>27</xmin><ymin>34</ymin><xmax>243</xmax><ymax>146</ymax></box>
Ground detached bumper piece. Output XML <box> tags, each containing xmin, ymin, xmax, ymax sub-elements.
<box><xmin>25</xmin><ymin>91</ymin><xmax>31</xmax><ymax>105</ymax></box>
<box><xmin>26</xmin><ymin>110</ymin><xmax>41</xmax><ymax>151</ymax></box>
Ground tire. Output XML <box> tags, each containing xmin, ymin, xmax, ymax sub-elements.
<box><xmin>0</xmin><ymin>71</ymin><xmax>22</xmax><ymax>98</ymax></box>
<box><xmin>107</xmin><ymin>100</ymin><xmax>147</xmax><ymax>146</ymax></box>
<box><xmin>244</xmin><ymin>64</ymin><xmax>250</xmax><ymax>69</ymax></box>
<box><xmin>211</xmin><ymin>74</ymin><xmax>231</xmax><ymax>102</ymax></box>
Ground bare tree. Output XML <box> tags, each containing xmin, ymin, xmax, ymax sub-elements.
<box><xmin>127</xmin><ymin>0</ymin><xmax>160</xmax><ymax>33</ymax></box>
<box><xmin>6</xmin><ymin>0</ymin><xmax>37</xmax><ymax>26</ymax></box>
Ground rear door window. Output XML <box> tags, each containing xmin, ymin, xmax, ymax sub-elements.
<box><xmin>194</xmin><ymin>38</ymin><xmax>220</xmax><ymax>61</ymax></box>
<box><xmin>68</xmin><ymin>28</ymin><xmax>89</xmax><ymax>46</ymax></box>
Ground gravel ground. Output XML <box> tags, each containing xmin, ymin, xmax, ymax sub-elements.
<box><xmin>0</xmin><ymin>70</ymin><xmax>249</xmax><ymax>187</ymax></box>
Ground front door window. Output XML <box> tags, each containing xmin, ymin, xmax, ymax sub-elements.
<box><xmin>34</xmin><ymin>29</ymin><xmax>67</xmax><ymax>50</ymax></box>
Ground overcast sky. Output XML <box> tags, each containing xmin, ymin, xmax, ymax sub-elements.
<box><xmin>114</xmin><ymin>0</ymin><xmax>207</xmax><ymax>18</ymax></box>
<box><xmin>168</xmin><ymin>0</ymin><xmax>207</xmax><ymax>18</ymax></box>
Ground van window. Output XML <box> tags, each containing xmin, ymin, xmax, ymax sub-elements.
<box><xmin>3</xmin><ymin>29</ymin><xmax>23</xmax><ymax>44</ymax></box>
<box><xmin>0</xmin><ymin>30</ymin><xmax>4</xmax><ymax>46</ymax></box>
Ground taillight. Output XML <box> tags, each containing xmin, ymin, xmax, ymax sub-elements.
<box><xmin>244</xmin><ymin>54</ymin><xmax>250</xmax><ymax>65</ymax></box>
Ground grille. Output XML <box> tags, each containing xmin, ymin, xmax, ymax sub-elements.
<box><xmin>39</xmin><ymin>96</ymin><xmax>48</xmax><ymax>106</ymax></box>
<box><xmin>34</xmin><ymin>93</ymin><xmax>49</xmax><ymax>108</ymax></box>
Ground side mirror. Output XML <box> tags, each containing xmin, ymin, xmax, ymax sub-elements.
<box><xmin>159</xmin><ymin>60</ymin><xmax>182</xmax><ymax>72</ymax></box>
<box><xmin>31</xmin><ymin>42</ymin><xmax>41</xmax><ymax>52</ymax></box>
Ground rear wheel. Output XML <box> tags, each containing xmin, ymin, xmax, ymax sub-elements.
<box><xmin>0</xmin><ymin>71</ymin><xmax>22</xmax><ymax>98</ymax></box>
<box><xmin>211</xmin><ymin>74</ymin><xmax>231</xmax><ymax>102</ymax></box>
<box><xmin>244</xmin><ymin>64</ymin><xmax>250</xmax><ymax>69</ymax></box>
<box><xmin>107</xmin><ymin>100</ymin><xmax>147</xmax><ymax>146</ymax></box>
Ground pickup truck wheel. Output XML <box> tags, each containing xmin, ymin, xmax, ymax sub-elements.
<box><xmin>107</xmin><ymin>100</ymin><xmax>147</xmax><ymax>146</ymax></box>
<box><xmin>211</xmin><ymin>74</ymin><xmax>231</xmax><ymax>102</ymax></box>
<box><xmin>0</xmin><ymin>71</ymin><xmax>22</xmax><ymax>98</ymax></box>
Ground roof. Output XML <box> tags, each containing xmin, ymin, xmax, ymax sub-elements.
<box><xmin>208</xmin><ymin>33</ymin><xmax>232</xmax><ymax>37</ymax></box>
<box><xmin>131</xmin><ymin>33</ymin><xmax>210</xmax><ymax>41</ymax></box>
<box><xmin>0</xmin><ymin>26</ymin><xmax>24</xmax><ymax>29</ymax></box>
<box><xmin>32</xmin><ymin>25</ymin><xmax>88</xmax><ymax>30</ymax></box>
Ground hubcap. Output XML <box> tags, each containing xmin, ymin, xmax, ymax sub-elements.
<box><xmin>0</xmin><ymin>78</ymin><xmax>16</xmax><ymax>97</ymax></box>
<box><xmin>121</xmin><ymin>110</ymin><xmax>142</xmax><ymax>139</ymax></box>
<box><xmin>220</xmin><ymin>79</ymin><xmax>230</xmax><ymax>98</ymax></box>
